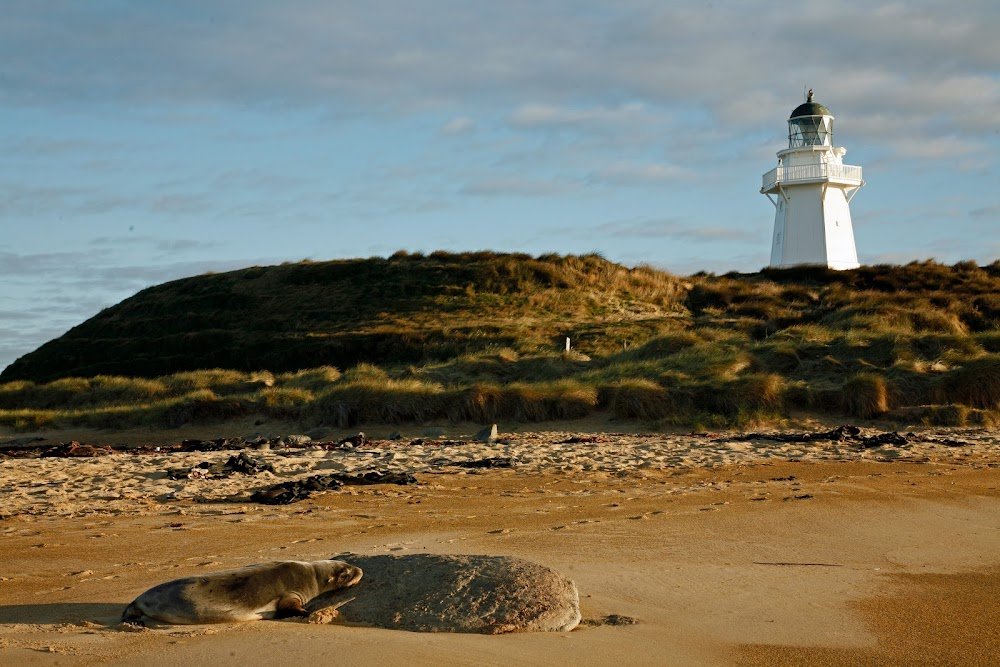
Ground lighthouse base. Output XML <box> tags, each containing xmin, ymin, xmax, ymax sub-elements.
<box><xmin>769</xmin><ymin>183</ymin><xmax>859</xmax><ymax>270</ymax></box>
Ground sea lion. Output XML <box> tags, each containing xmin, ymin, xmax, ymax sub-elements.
<box><xmin>121</xmin><ymin>559</ymin><xmax>363</xmax><ymax>626</ymax></box>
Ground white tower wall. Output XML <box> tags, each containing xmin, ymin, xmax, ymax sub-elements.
<box><xmin>821</xmin><ymin>187</ymin><xmax>859</xmax><ymax>270</ymax></box>
<box><xmin>769</xmin><ymin>182</ymin><xmax>859</xmax><ymax>269</ymax></box>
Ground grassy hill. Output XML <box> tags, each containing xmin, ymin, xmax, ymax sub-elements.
<box><xmin>1</xmin><ymin>251</ymin><xmax>686</xmax><ymax>382</ymax></box>
<box><xmin>3</xmin><ymin>252</ymin><xmax>1000</xmax><ymax>431</ymax></box>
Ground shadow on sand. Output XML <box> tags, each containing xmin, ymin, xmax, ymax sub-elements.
<box><xmin>0</xmin><ymin>602</ymin><xmax>123</xmax><ymax>626</ymax></box>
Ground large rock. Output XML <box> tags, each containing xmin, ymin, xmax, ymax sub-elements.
<box><xmin>309</xmin><ymin>554</ymin><xmax>580</xmax><ymax>634</ymax></box>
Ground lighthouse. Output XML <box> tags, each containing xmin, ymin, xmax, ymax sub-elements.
<box><xmin>761</xmin><ymin>90</ymin><xmax>864</xmax><ymax>270</ymax></box>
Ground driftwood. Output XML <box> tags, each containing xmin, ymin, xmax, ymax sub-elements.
<box><xmin>249</xmin><ymin>470</ymin><xmax>418</xmax><ymax>505</ymax></box>
<box><xmin>731</xmin><ymin>424</ymin><xmax>974</xmax><ymax>449</ymax></box>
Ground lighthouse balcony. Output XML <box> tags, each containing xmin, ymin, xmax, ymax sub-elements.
<box><xmin>761</xmin><ymin>163</ymin><xmax>863</xmax><ymax>193</ymax></box>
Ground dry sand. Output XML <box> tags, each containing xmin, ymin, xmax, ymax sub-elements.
<box><xmin>1</xmin><ymin>420</ymin><xmax>999</xmax><ymax>666</ymax></box>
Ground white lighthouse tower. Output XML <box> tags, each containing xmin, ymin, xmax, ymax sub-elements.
<box><xmin>761</xmin><ymin>90</ymin><xmax>864</xmax><ymax>270</ymax></box>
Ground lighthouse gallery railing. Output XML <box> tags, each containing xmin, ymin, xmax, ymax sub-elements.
<box><xmin>761</xmin><ymin>163</ymin><xmax>863</xmax><ymax>192</ymax></box>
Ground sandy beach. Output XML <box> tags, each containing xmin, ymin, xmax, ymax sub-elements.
<box><xmin>2</xmin><ymin>420</ymin><xmax>999</xmax><ymax>666</ymax></box>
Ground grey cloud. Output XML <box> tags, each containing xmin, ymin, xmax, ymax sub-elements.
<box><xmin>460</xmin><ymin>176</ymin><xmax>577</xmax><ymax>197</ymax></box>
<box><xmin>588</xmin><ymin>161</ymin><xmax>692</xmax><ymax>186</ymax></box>
<box><xmin>546</xmin><ymin>217</ymin><xmax>765</xmax><ymax>244</ymax></box>
<box><xmin>89</xmin><ymin>235</ymin><xmax>156</xmax><ymax>247</ymax></box>
<box><xmin>0</xmin><ymin>310</ymin><xmax>49</xmax><ymax>322</ymax></box>
<box><xmin>4</xmin><ymin>136</ymin><xmax>130</xmax><ymax>157</ymax></box>
<box><xmin>508</xmin><ymin>102</ymin><xmax>656</xmax><ymax>129</ymax></box>
<box><xmin>149</xmin><ymin>193</ymin><xmax>214</xmax><ymax>216</ymax></box>
<box><xmin>970</xmin><ymin>204</ymin><xmax>1000</xmax><ymax>219</ymax></box>
<box><xmin>0</xmin><ymin>183</ymin><xmax>89</xmax><ymax>217</ymax></box>
<box><xmin>155</xmin><ymin>239</ymin><xmax>218</xmax><ymax>253</ymax></box>
<box><xmin>87</xmin><ymin>235</ymin><xmax>219</xmax><ymax>256</ymax></box>
<box><xmin>0</xmin><ymin>249</ymin><xmax>269</xmax><ymax>291</ymax></box>
<box><xmin>441</xmin><ymin>117</ymin><xmax>476</xmax><ymax>136</ymax></box>
<box><xmin>213</xmin><ymin>168</ymin><xmax>311</xmax><ymax>191</ymax></box>
<box><xmin>1</xmin><ymin>2</ymin><xmax>995</xmax><ymax>179</ymax></box>
<box><xmin>0</xmin><ymin>250</ymin><xmax>108</xmax><ymax>276</ymax></box>
<box><xmin>0</xmin><ymin>182</ymin><xmax>211</xmax><ymax>219</ymax></box>
<box><xmin>596</xmin><ymin>218</ymin><xmax>763</xmax><ymax>243</ymax></box>
<box><xmin>5</xmin><ymin>2</ymin><xmax>996</xmax><ymax>121</ymax></box>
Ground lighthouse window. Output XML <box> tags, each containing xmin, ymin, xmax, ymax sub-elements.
<box><xmin>789</xmin><ymin>116</ymin><xmax>832</xmax><ymax>147</ymax></box>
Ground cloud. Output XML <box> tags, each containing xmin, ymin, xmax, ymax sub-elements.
<box><xmin>562</xmin><ymin>217</ymin><xmax>764</xmax><ymax>243</ymax></box>
<box><xmin>3</xmin><ymin>136</ymin><xmax>129</xmax><ymax>157</ymax></box>
<box><xmin>508</xmin><ymin>102</ymin><xmax>653</xmax><ymax>129</ymax></box>
<box><xmin>588</xmin><ymin>161</ymin><xmax>692</xmax><ymax>186</ymax></box>
<box><xmin>441</xmin><ymin>116</ymin><xmax>476</xmax><ymax>136</ymax></box>
<box><xmin>213</xmin><ymin>168</ymin><xmax>310</xmax><ymax>191</ymax></box>
<box><xmin>459</xmin><ymin>176</ymin><xmax>576</xmax><ymax>197</ymax></box>
<box><xmin>970</xmin><ymin>203</ymin><xmax>1000</xmax><ymax>219</ymax></box>
<box><xmin>149</xmin><ymin>193</ymin><xmax>214</xmax><ymax>216</ymax></box>
<box><xmin>1</xmin><ymin>2</ymin><xmax>996</xmax><ymax>172</ymax></box>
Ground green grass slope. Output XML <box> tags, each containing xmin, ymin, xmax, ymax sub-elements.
<box><xmin>4</xmin><ymin>253</ymin><xmax>1000</xmax><ymax>431</ymax></box>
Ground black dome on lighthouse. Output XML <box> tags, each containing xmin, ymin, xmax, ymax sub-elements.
<box><xmin>789</xmin><ymin>89</ymin><xmax>831</xmax><ymax>118</ymax></box>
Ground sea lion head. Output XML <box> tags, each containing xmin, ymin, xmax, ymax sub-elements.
<box><xmin>319</xmin><ymin>559</ymin><xmax>363</xmax><ymax>593</ymax></box>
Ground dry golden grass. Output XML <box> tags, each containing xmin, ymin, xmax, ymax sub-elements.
<box><xmin>841</xmin><ymin>373</ymin><xmax>891</xmax><ymax>419</ymax></box>
<box><xmin>937</xmin><ymin>356</ymin><xmax>1000</xmax><ymax>409</ymax></box>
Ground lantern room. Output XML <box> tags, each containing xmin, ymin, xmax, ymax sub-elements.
<box><xmin>788</xmin><ymin>89</ymin><xmax>833</xmax><ymax>148</ymax></box>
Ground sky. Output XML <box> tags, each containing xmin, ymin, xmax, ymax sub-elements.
<box><xmin>2</xmin><ymin>1</ymin><xmax>999</xmax><ymax>374</ymax></box>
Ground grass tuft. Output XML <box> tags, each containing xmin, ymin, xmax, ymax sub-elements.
<box><xmin>599</xmin><ymin>379</ymin><xmax>675</xmax><ymax>420</ymax></box>
<box><xmin>937</xmin><ymin>356</ymin><xmax>1000</xmax><ymax>409</ymax></box>
<box><xmin>841</xmin><ymin>373</ymin><xmax>890</xmax><ymax>418</ymax></box>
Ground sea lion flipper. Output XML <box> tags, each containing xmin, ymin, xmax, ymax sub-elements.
<box><xmin>274</xmin><ymin>593</ymin><xmax>308</xmax><ymax>618</ymax></box>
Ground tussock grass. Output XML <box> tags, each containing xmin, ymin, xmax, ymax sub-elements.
<box><xmin>310</xmin><ymin>379</ymin><xmax>448</xmax><ymax>427</ymax></box>
<box><xmin>937</xmin><ymin>356</ymin><xmax>1000</xmax><ymax>409</ymax></box>
<box><xmin>257</xmin><ymin>387</ymin><xmax>314</xmax><ymax>419</ymax></box>
<box><xmin>278</xmin><ymin>366</ymin><xmax>342</xmax><ymax>392</ymax></box>
<box><xmin>599</xmin><ymin>379</ymin><xmax>675</xmax><ymax>420</ymax></box>
<box><xmin>616</xmin><ymin>332</ymin><xmax>702</xmax><ymax>360</ymax></box>
<box><xmin>165</xmin><ymin>369</ymin><xmax>258</xmax><ymax>396</ymax></box>
<box><xmin>841</xmin><ymin>373</ymin><xmax>891</xmax><ymax>418</ymax></box>
<box><xmin>716</xmin><ymin>373</ymin><xmax>786</xmax><ymax>415</ymax></box>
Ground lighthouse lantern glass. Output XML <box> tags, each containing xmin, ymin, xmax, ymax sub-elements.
<box><xmin>788</xmin><ymin>116</ymin><xmax>833</xmax><ymax>148</ymax></box>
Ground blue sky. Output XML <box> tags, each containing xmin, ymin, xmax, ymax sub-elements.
<box><xmin>2</xmin><ymin>1</ymin><xmax>999</xmax><ymax>373</ymax></box>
